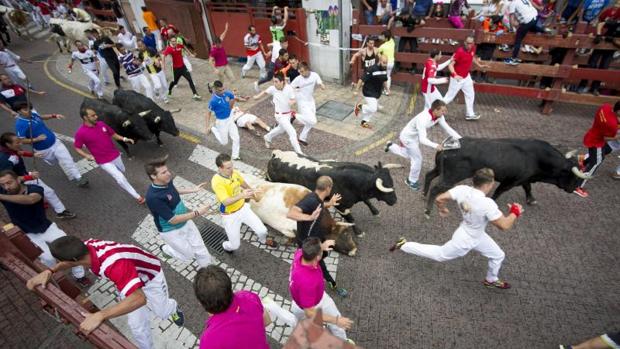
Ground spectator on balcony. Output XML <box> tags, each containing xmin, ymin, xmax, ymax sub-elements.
<box><xmin>504</xmin><ymin>0</ymin><xmax>547</xmax><ymax>66</ymax></box>
<box><xmin>362</xmin><ymin>0</ymin><xmax>379</xmax><ymax>24</ymax></box>
<box><xmin>389</xmin><ymin>0</ymin><xmax>419</xmax><ymax>55</ymax></box>
<box><xmin>378</xmin><ymin>30</ymin><xmax>395</xmax><ymax>95</ymax></box>
<box><xmin>448</xmin><ymin>0</ymin><xmax>471</xmax><ymax>28</ymax></box>
<box><xmin>413</xmin><ymin>0</ymin><xmax>434</xmax><ymax>20</ymax></box>
<box><xmin>377</xmin><ymin>0</ymin><xmax>396</xmax><ymax>24</ymax></box>
<box><xmin>582</xmin><ymin>0</ymin><xmax>611</xmax><ymax>24</ymax></box>
<box><xmin>560</xmin><ymin>0</ymin><xmax>582</xmax><ymax>24</ymax></box>
<box><xmin>475</xmin><ymin>15</ymin><xmax>505</xmax><ymax>81</ymax></box>
<box><xmin>141</xmin><ymin>6</ymin><xmax>161</xmax><ymax>51</ymax></box>
<box><xmin>577</xmin><ymin>0</ymin><xmax>620</xmax><ymax>95</ymax></box>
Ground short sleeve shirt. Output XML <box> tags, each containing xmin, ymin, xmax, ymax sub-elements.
<box><xmin>295</xmin><ymin>192</ymin><xmax>328</xmax><ymax>247</ymax></box>
<box><xmin>211</xmin><ymin>170</ymin><xmax>245</xmax><ymax>214</ymax></box>
<box><xmin>139</xmin><ymin>48</ymin><xmax>161</xmax><ymax>74</ymax></box>
<box><xmin>162</xmin><ymin>44</ymin><xmax>185</xmax><ymax>69</ymax></box>
<box><xmin>448</xmin><ymin>185</ymin><xmax>502</xmax><ymax>238</ymax></box>
<box><xmin>243</xmin><ymin>33</ymin><xmax>262</xmax><ymax>56</ymax></box>
<box><xmin>15</xmin><ymin>112</ymin><xmax>56</xmax><ymax>151</ymax></box>
<box><xmin>361</xmin><ymin>64</ymin><xmax>388</xmax><ymax>98</ymax></box>
<box><xmin>209</xmin><ymin>46</ymin><xmax>228</xmax><ymax>67</ymax></box>
<box><xmin>0</xmin><ymin>84</ymin><xmax>27</xmax><ymax>109</ymax></box>
<box><xmin>208</xmin><ymin>91</ymin><xmax>235</xmax><ymax>120</ymax></box>
<box><xmin>452</xmin><ymin>46</ymin><xmax>475</xmax><ymax>78</ymax></box>
<box><xmin>0</xmin><ymin>184</ymin><xmax>51</xmax><ymax>234</ymax></box>
<box><xmin>266</xmin><ymin>85</ymin><xmax>295</xmax><ymax>113</ymax></box>
<box><xmin>0</xmin><ymin>150</ymin><xmax>27</xmax><ymax>175</ymax></box>
<box><xmin>290</xmin><ymin>72</ymin><xmax>322</xmax><ymax>102</ymax></box>
<box><xmin>71</xmin><ymin>50</ymin><xmax>97</xmax><ymax>71</ymax></box>
<box><xmin>145</xmin><ymin>181</ymin><xmax>189</xmax><ymax>232</ymax></box>
<box><xmin>583</xmin><ymin>103</ymin><xmax>619</xmax><ymax>148</ymax></box>
<box><xmin>289</xmin><ymin>249</ymin><xmax>325</xmax><ymax>309</ymax></box>
<box><xmin>143</xmin><ymin>11</ymin><xmax>158</xmax><ymax>31</ymax></box>
<box><xmin>378</xmin><ymin>38</ymin><xmax>395</xmax><ymax>63</ymax></box>
<box><xmin>74</xmin><ymin>121</ymin><xmax>120</xmax><ymax>164</ymax></box>
<box><xmin>599</xmin><ymin>7</ymin><xmax>620</xmax><ymax>37</ymax></box>
<box><xmin>413</xmin><ymin>0</ymin><xmax>432</xmax><ymax>16</ymax></box>
<box><xmin>199</xmin><ymin>291</ymin><xmax>269</xmax><ymax>349</ymax></box>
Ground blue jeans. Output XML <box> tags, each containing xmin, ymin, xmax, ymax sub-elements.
<box><xmin>364</xmin><ymin>9</ymin><xmax>376</xmax><ymax>24</ymax></box>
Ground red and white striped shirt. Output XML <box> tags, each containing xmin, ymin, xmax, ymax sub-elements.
<box><xmin>86</xmin><ymin>239</ymin><xmax>161</xmax><ymax>297</ymax></box>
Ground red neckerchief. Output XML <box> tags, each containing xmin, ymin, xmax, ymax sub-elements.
<box><xmin>430</xmin><ymin>109</ymin><xmax>439</xmax><ymax>121</ymax></box>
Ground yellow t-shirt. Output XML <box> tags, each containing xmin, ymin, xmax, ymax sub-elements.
<box><xmin>143</xmin><ymin>11</ymin><xmax>159</xmax><ymax>31</ymax></box>
<box><xmin>378</xmin><ymin>39</ymin><xmax>395</xmax><ymax>63</ymax></box>
<box><xmin>211</xmin><ymin>170</ymin><xmax>245</xmax><ymax>214</ymax></box>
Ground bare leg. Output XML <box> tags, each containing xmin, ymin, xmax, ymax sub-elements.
<box><xmin>254</xmin><ymin>118</ymin><xmax>271</xmax><ymax>131</ymax></box>
<box><xmin>572</xmin><ymin>335</ymin><xmax>615</xmax><ymax>349</ymax></box>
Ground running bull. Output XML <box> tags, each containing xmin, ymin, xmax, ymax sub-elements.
<box><xmin>112</xmin><ymin>90</ymin><xmax>180</xmax><ymax>145</ymax></box>
<box><xmin>267</xmin><ymin>150</ymin><xmax>399</xmax><ymax>237</ymax></box>
<box><xmin>243</xmin><ymin>174</ymin><xmax>358</xmax><ymax>256</ymax></box>
<box><xmin>422</xmin><ymin>137</ymin><xmax>592</xmax><ymax>216</ymax></box>
<box><xmin>80</xmin><ymin>98</ymin><xmax>152</xmax><ymax>158</ymax></box>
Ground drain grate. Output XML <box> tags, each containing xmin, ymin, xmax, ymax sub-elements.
<box><xmin>198</xmin><ymin>219</ymin><xmax>228</xmax><ymax>255</ymax></box>
<box><xmin>316</xmin><ymin>100</ymin><xmax>354</xmax><ymax>121</ymax></box>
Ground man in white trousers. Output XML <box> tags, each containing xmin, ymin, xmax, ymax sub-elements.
<box><xmin>86</xmin><ymin>30</ymin><xmax>111</xmax><ymax>86</ymax></box>
<box><xmin>137</xmin><ymin>41</ymin><xmax>168</xmax><ymax>103</ymax></box>
<box><xmin>145</xmin><ymin>157</ymin><xmax>213</xmax><ymax>268</ymax></box>
<box><xmin>354</xmin><ymin>55</ymin><xmax>388</xmax><ymax>129</ymax></box>
<box><xmin>207</xmin><ymin>80</ymin><xmax>240</xmax><ymax>160</ymax></box>
<box><xmin>74</xmin><ymin>108</ymin><xmax>144</xmax><ymax>204</ymax></box>
<box><xmin>0</xmin><ymin>132</ymin><xmax>76</xmax><ymax>220</ymax></box>
<box><xmin>254</xmin><ymin>72</ymin><xmax>304</xmax><ymax>154</ymax></box>
<box><xmin>211</xmin><ymin>153</ymin><xmax>279</xmax><ymax>253</ymax></box>
<box><xmin>421</xmin><ymin>50</ymin><xmax>452</xmax><ymax>109</ymax></box>
<box><xmin>0</xmin><ymin>42</ymin><xmax>31</xmax><ymax>88</ymax></box>
<box><xmin>68</xmin><ymin>40</ymin><xmax>103</xmax><ymax>99</ymax></box>
<box><xmin>27</xmin><ymin>235</ymin><xmax>186</xmax><ymax>349</ymax></box>
<box><xmin>385</xmin><ymin>99</ymin><xmax>461</xmax><ymax>191</ymax></box>
<box><xmin>390</xmin><ymin>168</ymin><xmax>523</xmax><ymax>289</ymax></box>
<box><xmin>0</xmin><ymin>172</ymin><xmax>88</xmax><ymax>286</ymax></box>
<box><xmin>117</xmin><ymin>44</ymin><xmax>153</xmax><ymax>100</ymax></box>
<box><xmin>289</xmin><ymin>237</ymin><xmax>354</xmax><ymax>343</ymax></box>
<box><xmin>13</xmin><ymin>101</ymin><xmax>88</xmax><ymax>187</ymax></box>
<box><xmin>442</xmin><ymin>36</ymin><xmax>490</xmax><ymax>121</ymax></box>
<box><xmin>290</xmin><ymin>62</ymin><xmax>326</xmax><ymax>146</ymax></box>
<box><xmin>241</xmin><ymin>25</ymin><xmax>267</xmax><ymax>79</ymax></box>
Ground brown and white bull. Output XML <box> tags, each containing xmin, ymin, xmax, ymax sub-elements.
<box><xmin>243</xmin><ymin>174</ymin><xmax>358</xmax><ymax>256</ymax></box>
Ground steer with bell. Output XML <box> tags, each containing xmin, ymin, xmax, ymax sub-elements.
<box><xmin>267</xmin><ymin>150</ymin><xmax>399</xmax><ymax>237</ymax></box>
<box><xmin>423</xmin><ymin>137</ymin><xmax>592</xmax><ymax>216</ymax></box>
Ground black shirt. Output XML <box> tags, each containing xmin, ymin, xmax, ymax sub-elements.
<box><xmin>0</xmin><ymin>149</ymin><xmax>27</xmax><ymax>176</ymax></box>
<box><xmin>287</xmin><ymin>67</ymin><xmax>300</xmax><ymax>82</ymax></box>
<box><xmin>362</xmin><ymin>64</ymin><xmax>388</xmax><ymax>98</ymax></box>
<box><xmin>0</xmin><ymin>184</ymin><xmax>51</xmax><ymax>234</ymax></box>
<box><xmin>94</xmin><ymin>36</ymin><xmax>116</xmax><ymax>59</ymax></box>
<box><xmin>362</xmin><ymin>50</ymin><xmax>377</xmax><ymax>72</ymax></box>
<box><xmin>295</xmin><ymin>192</ymin><xmax>328</xmax><ymax>247</ymax></box>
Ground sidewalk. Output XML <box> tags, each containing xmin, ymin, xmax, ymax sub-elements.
<box><xmin>50</xmin><ymin>52</ymin><xmax>408</xmax><ymax>151</ymax></box>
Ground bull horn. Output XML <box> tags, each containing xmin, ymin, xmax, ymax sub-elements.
<box><xmin>154</xmin><ymin>116</ymin><xmax>161</xmax><ymax>123</ymax></box>
<box><xmin>121</xmin><ymin>120</ymin><xmax>131</xmax><ymax>128</ymax></box>
<box><xmin>571</xmin><ymin>166</ymin><xmax>593</xmax><ymax>179</ymax></box>
<box><xmin>564</xmin><ymin>149</ymin><xmax>578</xmax><ymax>159</ymax></box>
<box><xmin>335</xmin><ymin>222</ymin><xmax>355</xmax><ymax>227</ymax></box>
<box><xmin>138</xmin><ymin>110</ymin><xmax>152</xmax><ymax>117</ymax></box>
<box><xmin>375</xmin><ymin>178</ymin><xmax>394</xmax><ymax>193</ymax></box>
<box><xmin>382</xmin><ymin>163</ymin><xmax>404</xmax><ymax>169</ymax></box>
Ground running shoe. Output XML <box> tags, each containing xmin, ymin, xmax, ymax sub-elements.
<box><xmin>465</xmin><ymin>114</ymin><xmax>481</xmax><ymax>121</ymax></box>
<box><xmin>56</xmin><ymin>210</ymin><xmax>77</xmax><ymax>220</ymax></box>
<box><xmin>504</xmin><ymin>58</ymin><xmax>519</xmax><ymax>65</ymax></box>
<box><xmin>328</xmin><ymin>281</ymin><xmax>349</xmax><ymax>298</ymax></box>
<box><xmin>405</xmin><ymin>179</ymin><xmax>420</xmax><ymax>191</ymax></box>
<box><xmin>389</xmin><ymin>237</ymin><xmax>407</xmax><ymax>252</ymax></box>
<box><xmin>360</xmin><ymin>121</ymin><xmax>372</xmax><ymax>129</ymax></box>
<box><xmin>232</xmin><ymin>156</ymin><xmax>241</xmax><ymax>161</ymax></box>
<box><xmin>254</xmin><ymin>81</ymin><xmax>259</xmax><ymax>92</ymax></box>
<box><xmin>170</xmin><ymin>308</ymin><xmax>185</xmax><ymax>326</ymax></box>
<box><xmin>384</xmin><ymin>141</ymin><xmax>393</xmax><ymax>153</ymax></box>
<box><xmin>612</xmin><ymin>172</ymin><xmax>620</xmax><ymax>180</ymax></box>
<box><xmin>354</xmin><ymin>103</ymin><xmax>362</xmax><ymax>117</ymax></box>
<box><xmin>483</xmin><ymin>279</ymin><xmax>511</xmax><ymax>289</ymax></box>
<box><xmin>75</xmin><ymin>177</ymin><xmax>89</xmax><ymax>188</ymax></box>
<box><xmin>265</xmin><ymin>238</ymin><xmax>279</xmax><ymax>248</ymax></box>
<box><xmin>192</xmin><ymin>94</ymin><xmax>202</xmax><ymax>100</ymax></box>
<box><xmin>559</xmin><ymin>345</ymin><xmax>573</xmax><ymax>349</ymax></box>
<box><xmin>573</xmin><ymin>187</ymin><xmax>588</xmax><ymax>198</ymax></box>
<box><xmin>75</xmin><ymin>277</ymin><xmax>93</xmax><ymax>288</ymax></box>
<box><xmin>159</xmin><ymin>245</ymin><xmax>173</xmax><ymax>260</ymax></box>
<box><xmin>298</xmin><ymin>139</ymin><xmax>308</xmax><ymax>146</ymax></box>
<box><xmin>263</xmin><ymin>135</ymin><xmax>271</xmax><ymax>149</ymax></box>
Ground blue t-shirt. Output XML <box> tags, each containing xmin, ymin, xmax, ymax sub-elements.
<box><xmin>0</xmin><ymin>184</ymin><xmax>51</xmax><ymax>234</ymax></box>
<box><xmin>143</xmin><ymin>33</ymin><xmax>157</xmax><ymax>51</ymax></box>
<box><xmin>413</xmin><ymin>0</ymin><xmax>433</xmax><ymax>16</ymax></box>
<box><xmin>582</xmin><ymin>0</ymin><xmax>610</xmax><ymax>22</ymax></box>
<box><xmin>208</xmin><ymin>91</ymin><xmax>235</xmax><ymax>120</ymax></box>
<box><xmin>15</xmin><ymin>112</ymin><xmax>56</xmax><ymax>151</ymax></box>
<box><xmin>145</xmin><ymin>181</ymin><xmax>189</xmax><ymax>232</ymax></box>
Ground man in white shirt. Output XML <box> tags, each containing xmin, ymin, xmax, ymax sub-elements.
<box><xmin>290</xmin><ymin>62</ymin><xmax>325</xmax><ymax>146</ymax></box>
<box><xmin>117</xmin><ymin>25</ymin><xmax>137</xmax><ymax>51</ymax></box>
<box><xmin>385</xmin><ymin>99</ymin><xmax>461</xmax><ymax>191</ymax></box>
<box><xmin>68</xmin><ymin>40</ymin><xmax>103</xmax><ymax>99</ymax></box>
<box><xmin>253</xmin><ymin>72</ymin><xmax>303</xmax><ymax>154</ymax></box>
<box><xmin>0</xmin><ymin>42</ymin><xmax>29</xmax><ymax>87</ymax></box>
<box><xmin>241</xmin><ymin>25</ymin><xmax>267</xmax><ymax>79</ymax></box>
<box><xmin>390</xmin><ymin>168</ymin><xmax>524</xmax><ymax>289</ymax></box>
<box><xmin>505</xmin><ymin>0</ymin><xmax>546</xmax><ymax>65</ymax></box>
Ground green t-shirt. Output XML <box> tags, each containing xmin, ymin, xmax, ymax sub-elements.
<box><xmin>270</xmin><ymin>25</ymin><xmax>285</xmax><ymax>42</ymax></box>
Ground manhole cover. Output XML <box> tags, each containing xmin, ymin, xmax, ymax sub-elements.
<box><xmin>198</xmin><ymin>219</ymin><xmax>227</xmax><ymax>255</ymax></box>
<box><xmin>316</xmin><ymin>100</ymin><xmax>353</xmax><ymax>121</ymax></box>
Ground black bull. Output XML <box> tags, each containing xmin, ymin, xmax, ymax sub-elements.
<box><xmin>267</xmin><ymin>150</ymin><xmax>399</xmax><ymax>237</ymax></box>
<box><xmin>422</xmin><ymin>137</ymin><xmax>591</xmax><ymax>215</ymax></box>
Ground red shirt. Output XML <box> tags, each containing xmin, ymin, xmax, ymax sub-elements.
<box><xmin>421</xmin><ymin>58</ymin><xmax>438</xmax><ymax>93</ymax></box>
<box><xmin>452</xmin><ymin>46</ymin><xmax>476</xmax><ymax>78</ymax></box>
<box><xmin>583</xmin><ymin>104</ymin><xmax>618</xmax><ymax>148</ymax></box>
<box><xmin>37</xmin><ymin>2</ymin><xmax>52</xmax><ymax>15</ymax></box>
<box><xmin>599</xmin><ymin>7</ymin><xmax>620</xmax><ymax>36</ymax></box>
<box><xmin>86</xmin><ymin>239</ymin><xmax>161</xmax><ymax>297</ymax></box>
<box><xmin>160</xmin><ymin>24</ymin><xmax>179</xmax><ymax>41</ymax></box>
<box><xmin>162</xmin><ymin>44</ymin><xmax>185</xmax><ymax>69</ymax></box>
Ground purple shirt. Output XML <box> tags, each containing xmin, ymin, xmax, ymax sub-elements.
<box><xmin>199</xmin><ymin>291</ymin><xmax>269</xmax><ymax>349</ymax></box>
<box><xmin>449</xmin><ymin>0</ymin><xmax>469</xmax><ymax>17</ymax></box>
<box><xmin>289</xmin><ymin>249</ymin><xmax>324</xmax><ymax>309</ymax></box>
<box><xmin>209</xmin><ymin>46</ymin><xmax>228</xmax><ymax>67</ymax></box>
<box><xmin>74</xmin><ymin>121</ymin><xmax>120</xmax><ymax>164</ymax></box>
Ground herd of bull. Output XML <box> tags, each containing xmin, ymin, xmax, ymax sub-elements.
<box><xmin>85</xmin><ymin>90</ymin><xmax>592</xmax><ymax>256</ymax></box>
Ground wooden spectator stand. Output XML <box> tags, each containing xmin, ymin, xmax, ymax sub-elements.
<box><xmin>0</xmin><ymin>222</ymin><xmax>137</xmax><ymax>349</ymax></box>
<box><xmin>351</xmin><ymin>9</ymin><xmax>619</xmax><ymax>115</ymax></box>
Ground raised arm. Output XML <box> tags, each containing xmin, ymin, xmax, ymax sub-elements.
<box><xmin>220</xmin><ymin>22</ymin><xmax>229</xmax><ymax>41</ymax></box>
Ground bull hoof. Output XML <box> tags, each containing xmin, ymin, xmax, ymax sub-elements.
<box><xmin>372</xmin><ymin>211</ymin><xmax>380</xmax><ymax>217</ymax></box>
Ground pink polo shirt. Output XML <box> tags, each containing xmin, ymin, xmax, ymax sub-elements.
<box><xmin>209</xmin><ymin>46</ymin><xmax>228</xmax><ymax>67</ymax></box>
<box><xmin>74</xmin><ymin>121</ymin><xmax>120</xmax><ymax>164</ymax></box>
<box><xmin>289</xmin><ymin>249</ymin><xmax>324</xmax><ymax>309</ymax></box>
<box><xmin>199</xmin><ymin>291</ymin><xmax>269</xmax><ymax>349</ymax></box>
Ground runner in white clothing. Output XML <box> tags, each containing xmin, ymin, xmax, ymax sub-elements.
<box><xmin>68</xmin><ymin>40</ymin><xmax>103</xmax><ymax>99</ymax></box>
<box><xmin>290</xmin><ymin>62</ymin><xmax>326</xmax><ymax>146</ymax></box>
<box><xmin>0</xmin><ymin>42</ymin><xmax>29</xmax><ymax>87</ymax></box>
<box><xmin>385</xmin><ymin>99</ymin><xmax>461</xmax><ymax>191</ymax></box>
<box><xmin>232</xmin><ymin>106</ymin><xmax>271</xmax><ymax>135</ymax></box>
<box><xmin>117</xmin><ymin>25</ymin><xmax>137</xmax><ymax>50</ymax></box>
<box><xmin>254</xmin><ymin>72</ymin><xmax>304</xmax><ymax>154</ymax></box>
<box><xmin>390</xmin><ymin>168</ymin><xmax>523</xmax><ymax>289</ymax></box>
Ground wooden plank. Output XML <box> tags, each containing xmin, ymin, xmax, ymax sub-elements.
<box><xmin>474</xmin><ymin>83</ymin><xmax>555</xmax><ymax>99</ymax></box>
<box><xmin>556</xmin><ymin>91</ymin><xmax>620</xmax><ymax>105</ymax></box>
<box><xmin>568</xmin><ymin>67</ymin><xmax>620</xmax><ymax>81</ymax></box>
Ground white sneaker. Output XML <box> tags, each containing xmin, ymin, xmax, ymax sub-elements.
<box><xmin>465</xmin><ymin>114</ymin><xmax>481</xmax><ymax>121</ymax></box>
<box><xmin>263</xmin><ymin>136</ymin><xmax>271</xmax><ymax>149</ymax></box>
<box><xmin>254</xmin><ymin>81</ymin><xmax>259</xmax><ymax>92</ymax></box>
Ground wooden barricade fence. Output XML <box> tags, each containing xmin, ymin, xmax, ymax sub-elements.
<box><xmin>0</xmin><ymin>223</ymin><xmax>137</xmax><ymax>349</ymax></box>
<box><xmin>351</xmin><ymin>10</ymin><xmax>619</xmax><ymax>114</ymax></box>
